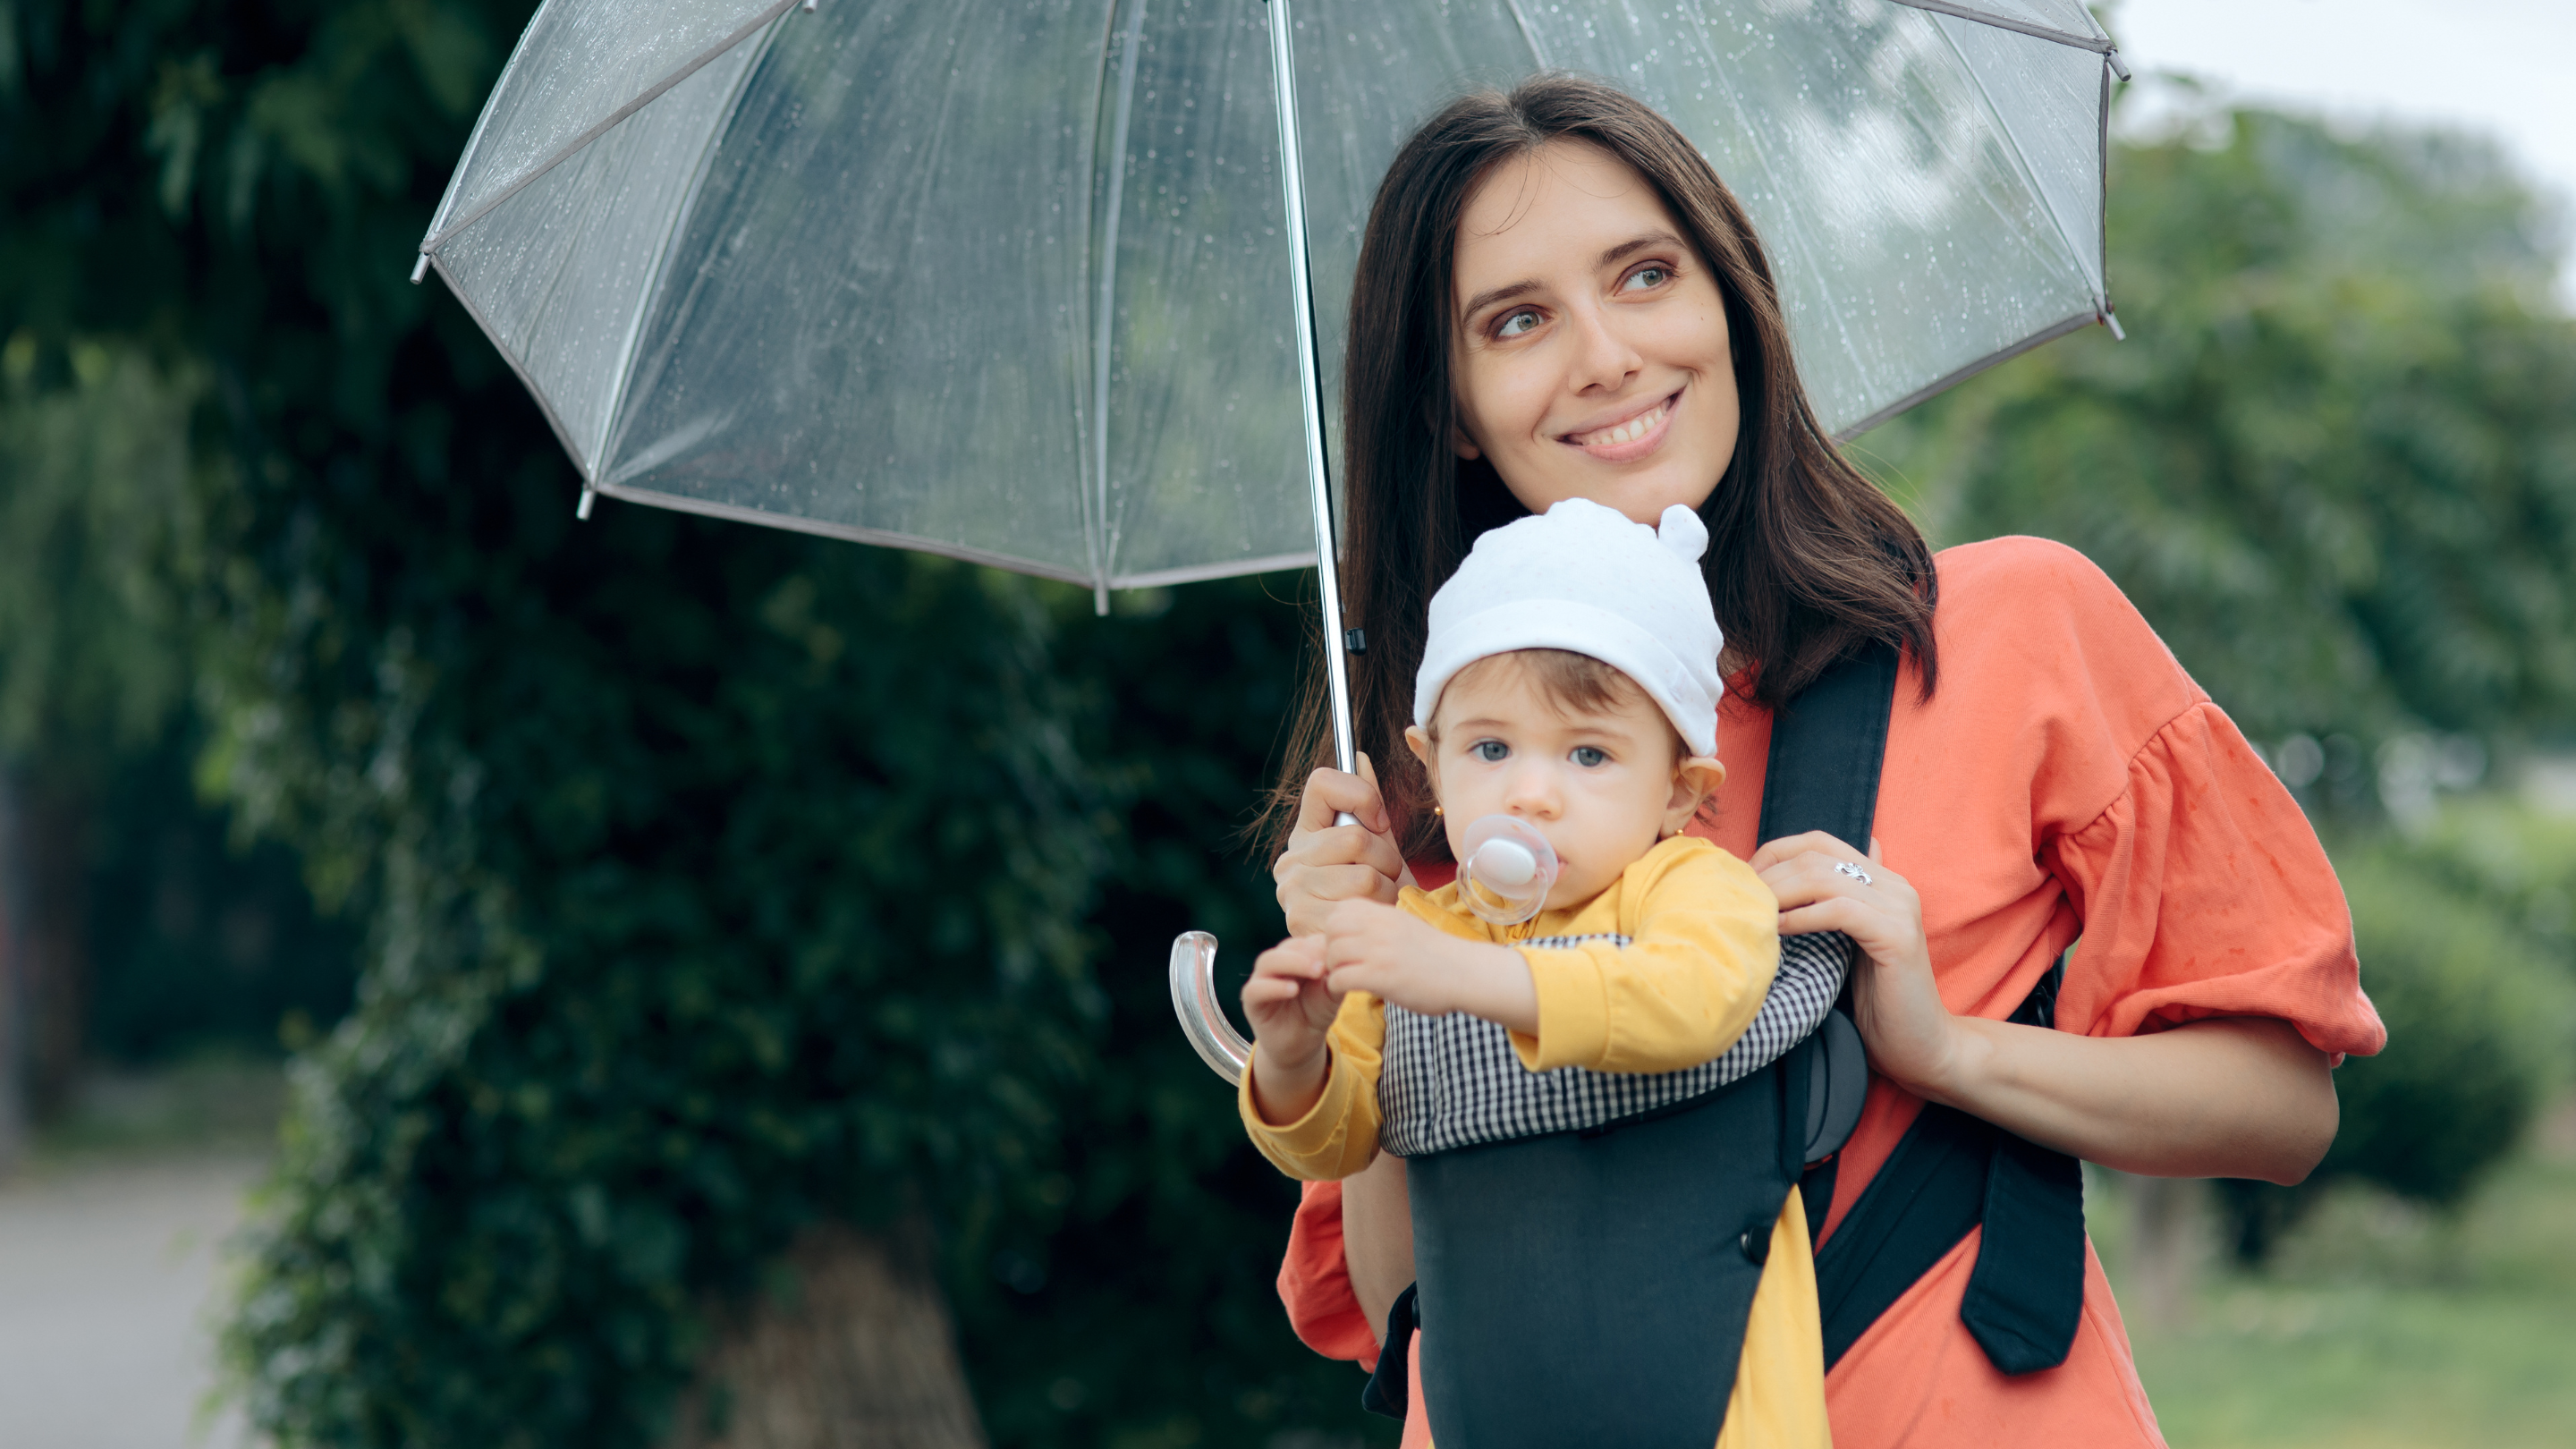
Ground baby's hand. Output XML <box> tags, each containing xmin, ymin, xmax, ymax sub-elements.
<box><xmin>1319</xmin><ymin>900</ymin><xmax>1538</xmax><ymax>1034</ymax></box>
<box><xmin>1243</xmin><ymin>936</ymin><xmax>1340</xmax><ymax>1124</ymax></box>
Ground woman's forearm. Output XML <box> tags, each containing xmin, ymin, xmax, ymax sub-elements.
<box><xmin>1918</xmin><ymin>1014</ymin><xmax>2338</xmax><ymax>1182</ymax></box>
<box><xmin>1341</xmin><ymin>1152</ymin><xmax>1416</xmax><ymax>1345</ymax></box>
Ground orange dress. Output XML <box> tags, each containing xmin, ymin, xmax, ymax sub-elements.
<box><xmin>1275</xmin><ymin>537</ymin><xmax>2387</xmax><ymax>1449</ymax></box>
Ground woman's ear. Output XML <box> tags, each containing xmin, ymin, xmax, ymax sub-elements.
<box><xmin>1449</xmin><ymin>419</ymin><xmax>1483</xmax><ymax>461</ymax></box>
<box><xmin>1663</xmin><ymin>756</ymin><xmax>1726</xmax><ymax>836</ymax></box>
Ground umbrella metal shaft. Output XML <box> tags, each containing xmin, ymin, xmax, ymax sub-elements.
<box><xmin>1263</xmin><ymin>0</ymin><xmax>1360</xmax><ymax>786</ymax></box>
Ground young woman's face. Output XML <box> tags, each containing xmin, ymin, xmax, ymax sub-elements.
<box><xmin>1448</xmin><ymin>140</ymin><xmax>1741</xmax><ymax>525</ymax></box>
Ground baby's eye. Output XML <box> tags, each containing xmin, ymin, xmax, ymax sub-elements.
<box><xmin>1571</xmin><ymin>746</ymin><xmax>1609</xmax><ymax>767</ymax></box>
<box><xmin>1621</xmin><ymin>265</ymin><xmax>1671</xmax><ymax>292</ymax></box>
<box><xmin>1473</xmin><ymin>740</ymin><xmax>1511</xmax><ymax>763</ymax></box>
<box><xmin>1496</xmin><ymin>309</ymin><xmax>1540</xmax><ymax>338</ymax></box>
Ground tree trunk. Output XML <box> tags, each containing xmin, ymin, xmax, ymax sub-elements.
<box><xmin>2122</xmin><ymin>1174</ymin><xmax>2208</xmax><ymax>1334</ymax></box>
<box><xmin>0</xmin><ymin>770</ymin><xmax>26</xmax><ymax>1175</ymax></box>
<box><xmin>15</xmin><ymin>776</ymin><xmax>89</xmax><ymax>1123</ymax></box>
<box><xmin>667</xmin><ymin>1222</ymin><xmax>987</xmax><ymax>1449</ymax></box>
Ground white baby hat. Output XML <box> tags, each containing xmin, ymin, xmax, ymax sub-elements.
<box><xmin>1413</xmin><ymin>498</ymin><xmax>1726</xmax><ymax>757</ymax></box>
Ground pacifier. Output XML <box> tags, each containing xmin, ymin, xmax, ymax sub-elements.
<box><xmin>1455</xmin><ymin>815</ymin><xmax>1561</xmax><ymax>927</ymax></box>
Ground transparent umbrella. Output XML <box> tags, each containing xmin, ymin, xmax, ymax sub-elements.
<box><xmin>417</xmin><ymin>0</ymin><xmax>2128</xmax><ymax>1083</ymax></box>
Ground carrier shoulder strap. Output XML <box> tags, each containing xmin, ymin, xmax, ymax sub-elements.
<box><xmin>1809</xmin><ymin>963</ymin><xmax>2086</xmax><ymax>1375</ymax></box>
<box><xmin>1755</xmin><ymin>642</ymin><xmax>1897</xmax><ymax>859</ymax></box>
<box><xmin>1756</xmin><ymin>644</ymin><xmax>1894</xmax><ymax>1179</ymax></box>
<box><xmin>1762</xmin><ymin>642</ymin><xmax>2089</xmax><ymax>1378</ymax></box>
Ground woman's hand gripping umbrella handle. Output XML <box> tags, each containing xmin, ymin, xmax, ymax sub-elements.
<box><xmin>1168</xmin><ymin>758</ymin><xmax>1402</xmax><ymax>1086</ymax></box>
<box><xmin>1169</xmin><ymin>0</ymin><xmax>1372</xmax><ymax>1086</ymax></box>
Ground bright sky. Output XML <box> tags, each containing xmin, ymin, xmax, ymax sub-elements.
<box><xmin>2106</xmin><ymin>0</ymin><xmax>2576</xmax><ymax>306</ymax></box>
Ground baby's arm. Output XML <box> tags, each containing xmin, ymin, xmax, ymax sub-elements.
<box><xmin>1310</xmin><ymin>898</ymin><xmax>1538</xmax><ymax>1034</ymax></box>
<box><xmin>1512</xmin><ymin>844</ymin><xmax>1781</xmax><ymax>1074</ymax></box>
<box><xmin>1240</xmin><ymin>940</ymin><xmax>1388</xmax><ymax>1180</ymax></box>
<box><xmin>1242</xmin><ymin>936</ymin><xmax>1342</xmax><ymax>1123</ymax></box>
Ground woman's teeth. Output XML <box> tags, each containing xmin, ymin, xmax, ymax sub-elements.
<box><xmin>1573</xmin><ymin>401</ymin><xmax>1667</xmax><ymax>447</ymax></box>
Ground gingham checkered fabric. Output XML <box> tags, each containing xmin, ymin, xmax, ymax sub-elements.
<box><xmin>1377</xmin><ymin>930</ymin><xmax>1852</xmax><ymax>1158</ymax></box>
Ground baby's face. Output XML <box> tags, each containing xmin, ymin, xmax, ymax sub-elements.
<box><xmin>1410</xmin><ymin>660</ymin><xmax>1717</xmax><ymax>911</ymax></box>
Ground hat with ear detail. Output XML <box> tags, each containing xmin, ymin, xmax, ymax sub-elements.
<box><xmin>1414</xmin><ymin>497</ymin><xmax>1726</xmax><ymax>757</ymax></box>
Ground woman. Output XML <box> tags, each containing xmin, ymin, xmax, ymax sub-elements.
<box><xmin>1263</xmin><ymin>77</ymin><xmax>2383</xmax><ymax>1448</ymax></box>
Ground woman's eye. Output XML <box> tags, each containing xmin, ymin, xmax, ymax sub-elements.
<box><xmin>1496</xmin><ymin>309</ymin><xmax>1540</xmax><ymax>338</ymax></box>
<box><xmin>1571</xmin><ymin>746</ymin><xmax>1608</xmax><ymax>767</ymax></box>
<box><xmin>1474</xmin><ymin>740</ymin><xmax>1511</xmax><ymax>763</ymax></box>
<box><xmin>1622</xmin><ymin>266</ymin><xmax>1670</xmax><ymax>292</ymax></box>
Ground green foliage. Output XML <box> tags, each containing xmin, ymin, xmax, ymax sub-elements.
<box><xmin>2324</xmin><ymin>836</ymin><xmax>2570</xmax><ymax>1207</ymax></box>
<box><xmin>1868</xmin><ymin>110</ymin><xmax>2576</xmax><ymax>768</ymax></box>
<box><xmin>0</xmin><ymin>341</ymin><xmax>199</xmax><ymax>771</ymax></box>
<box><xmin>224</xmin><ymin>535</ymin><xmax>1114</xmax><ymax>1448</ymax></box>
<box><xmin>2218</xmin><ymin>797</ymin><xmax>2576</xmax><ymax>1263</ymax></box>
<box><xmin>83</xmin><ymin>723</ymin><xmax>360</xmax><ymax>1063</ymax></box>
<box><xmin>1863</xmin><ymin>106</ymin><xmax>2576</xmax><ymax>1258</ymax></box>
<box><xmin>4</xmin><ymin>4</ymin><xmax>1381</xmax><ymax>1445</ymax></box>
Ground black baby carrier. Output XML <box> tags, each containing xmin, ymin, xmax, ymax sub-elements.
<box><xmin>1362</xmin><ymin>644</ymin><xmax>2088</xmax><ymax>1446</ymax></box>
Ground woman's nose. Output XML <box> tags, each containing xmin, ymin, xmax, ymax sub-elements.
<box><xmin>1563</xmin><ymin>299</ymin><xmax>1642</xmax><ymax>394</ymax></box>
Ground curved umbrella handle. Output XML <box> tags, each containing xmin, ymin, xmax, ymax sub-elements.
<box><xmin>1169</xmin><ymin>930</ymin><xmax>1251</xmax><ymax>1086</ymax></box>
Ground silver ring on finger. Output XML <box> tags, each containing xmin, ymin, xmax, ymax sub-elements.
<box><xmin>1833</xmin><ymin>860</ymin><xmax>1873</xmax><ymax>886</ymax></box>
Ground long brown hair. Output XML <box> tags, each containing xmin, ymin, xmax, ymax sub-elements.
<box><xmin>1267</xmin><ymin>74</ymin><xmax>1938</xmax><ymax>864</ymax></box>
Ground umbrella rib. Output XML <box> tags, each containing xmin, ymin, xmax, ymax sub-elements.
<box><xmin>1089</xmin><ymin>0</ymin><xmax>1148</xmax><ymax>612</ymax></box>
<box><xmin>1880</xmin><ymin>1</ymin><xmax>2111</xmax><ymax>55</ymax></box>
<box><xmin>418</xmin><ymin>0</ymin><xmax>803</xmax><ymax>261</ymax></box>
<box><xmin>1925</xmin><ymin>13</ymin><xmax>2106</xmax><ymax>305</ymax></box>
<box><xmin>1834</xmin><ymin>307</ymin><xmax>2094</xmax><ymax>439</ymax></box>
<box><xmin>594</xmin><ymin>21</ymin><xmax>784</xmax><ymax>486</ymax></box>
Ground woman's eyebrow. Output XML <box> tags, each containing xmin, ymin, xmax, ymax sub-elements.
<box><xmin>1599</xmin><ymin>232</ymin><xmax>1683</xmax><ymax>267</ymax></box>
<box><xmin>1458</xmin><ymin>233</ymin><xmax>1687</xmax><ymax>318</ymax></box>
<box><xmin>1459</xmin><ymin>278</ymin><xmax>1540</xmax><ymax>319</ymax></box>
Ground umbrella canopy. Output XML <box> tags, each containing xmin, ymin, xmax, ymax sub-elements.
<box><xmin>418</xmin><ymin>0</ymin><xmax>2123</xmax><ymax>600</ymax></box>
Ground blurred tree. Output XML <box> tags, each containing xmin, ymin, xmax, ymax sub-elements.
<box><xmin>1869</xmin><ymin>109</ymin><xmax>2576</xmax><ymax>782</ymax></box>
<box><xmin>0</xmin><ymin>343</ymin><xmax>199</xmax><ymax>1131</ymax></box>
<box><xmin>2</xmin><ymin>2</ymin><xmax>1378</xmax><ymax>1445</ymax></box>
<box><xmin>1866</xmin><ymin>107</ymin><xmax>2576</xmax><ymax>1260</ymax></box>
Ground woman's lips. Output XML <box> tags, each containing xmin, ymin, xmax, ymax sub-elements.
<box><xmin>1563</xmin><ymin>390</ymin><xmax>1680</xmax><ymax>462</ymax></box>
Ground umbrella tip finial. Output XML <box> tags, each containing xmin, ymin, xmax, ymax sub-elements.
<box><xmin>577</xmin><ymin>487</ymin><xmax>596</xmax><ymax>521</ymax></box>
<box><xmin>801</xmin><ymin>0</ymin><xmax>817</xmax><ymax>11</ymax></box>
<box><xmin>410</xmin><ymin>254</ymin><xmax>429</xmax><ymax>284</ymax></box>
<box><xmin>2100</xmin><ymin>306</ymin><xmax>2126</xmax><ymax>343</ymax></box>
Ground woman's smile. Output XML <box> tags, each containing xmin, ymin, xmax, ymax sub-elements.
<box><xmin>1563</xmin><ymin>387</ymin><xmax>1681</xmax><ymax>462</ymax></box>
<box><xmin>1448</xmin><ymin>140</ymin><xmax>1741</xmax><ymax>526</ymax></box>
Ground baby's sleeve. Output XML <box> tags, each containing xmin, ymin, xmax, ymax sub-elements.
<box><xmin>1512</xmin><ymin>843</ymin><xmax>1781</xmax><ymax>1073</ymax></box>
<box><xmin>1237</xmin><ymin>990</ymin><xmax>1390</xmax><ymax>1180</ymax></box>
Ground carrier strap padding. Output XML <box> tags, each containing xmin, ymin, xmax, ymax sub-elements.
<box><xmin>1813</xmin><ymin>962</ymin><xmax>2086</xmax><ymax>1375</ymax></box>
<box><xmin>1757</xmin><ymin>641</ymin><xmax>1899</xmax><ymax>852</ymax></box>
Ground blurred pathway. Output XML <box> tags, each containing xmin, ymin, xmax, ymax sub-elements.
<box><xmin>0</xmin><ymin>1155</ymin><xmax>262</xmax><ymax>1449</ymax></box>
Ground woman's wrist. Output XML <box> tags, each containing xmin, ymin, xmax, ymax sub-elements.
<box><xmin>1897</xmin><ymin>1012</ymin><xmax>2004</xmax><ymax>1111</ymax></box>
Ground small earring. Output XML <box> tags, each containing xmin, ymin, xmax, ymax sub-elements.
<box><xmin>1432</xmin><ymin>804</ymin><xmax>1444</xmax><ymax>817</ymax></box>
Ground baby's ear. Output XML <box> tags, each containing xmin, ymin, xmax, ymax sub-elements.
<box><xmin>1665</xmin><ymin>755</ymin><xmax>1726</xmax><ymax>834</ymax></box>
<box><xmin>1403</xmin><ymin>724</ymin><xmax>1438</xmax><ymax>779</ymax></box>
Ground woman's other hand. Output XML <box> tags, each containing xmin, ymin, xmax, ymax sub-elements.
<box><xmin>1275</xmin><ymin>753</ymin><xmax>1406</xmax><ymax>936</ymax></box>
<box><xmin>1752</xmin><ymin>831</ymin><xmax>1962</xmax><ymax>1097</ymax></box>
<box><xmin>1753</xmin><ymin>831</ymin><xmax>2338</xmax><ymax>1182</ymax></box>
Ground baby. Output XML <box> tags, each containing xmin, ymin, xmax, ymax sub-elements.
<box><xmin>1241</xmin><ymin>497</ymin><xmax>1834</xmax><ymax>1449</ymax></box>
